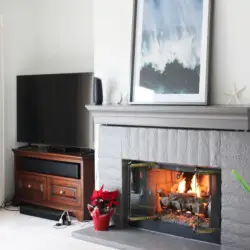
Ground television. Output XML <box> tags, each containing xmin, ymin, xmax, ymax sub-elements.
<box><xmin>17</xmin><ymin>73</ymin><xmax>93</xmax><ymax>149</ymax></box>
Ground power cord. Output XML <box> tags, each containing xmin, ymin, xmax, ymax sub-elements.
<box><xmin>3</xmin><ymin>206</ymin><xmax>20</xmax><ymax>212</ymax></box>
<box><xmin>53</xmin><ymin>211</ymin><xmax>93</xmax><ymax>229</ymax></box>
<box><xmin>71</xmin><ymin>218</ymin><xmax>93</xmax><ymax>228</ymax></box>
<box><xmin>0</xmin><ymin>199</ymin><xmax>12</xmax><ymax>208</ymax></box>
<box><xmin>53</xmin><ymin>210</ymin><xmax>72</xmax><ymax>229</ymax></box>
<box><xmin>0</xmin><ymin>200</ymin><xmax>20</xmax><ymax>211</ymax></box>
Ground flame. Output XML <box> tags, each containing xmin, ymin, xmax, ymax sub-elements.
<box><xmin>177</xmin><ymin>178</ymin><xmax>186</xmax><ymax>193</ymax></box>
<box><xmin>189</xmin><ymin>174</ymin><xmax>201</xmax><ymax>197</ymax></box>
<box><xmin>177</xmin><ymin>174</ymin><xmax>202</xmax><ymax>197</ymax></box>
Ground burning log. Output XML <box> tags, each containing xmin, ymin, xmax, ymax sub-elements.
<box><xmin>171</xmin><ymin>174</ymin><xmax>209</xmax><ymax>197</ymax></box>
<box><xmin>160</xmin><ymin>193</ymin><xmax>209</xmax><ymax>215</ymax></box>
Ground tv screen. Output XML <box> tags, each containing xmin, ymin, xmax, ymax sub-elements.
<box><xmin>17</xmin><ymin>73</ymin><xmax>93</xmax><ymax>148</ymax></box>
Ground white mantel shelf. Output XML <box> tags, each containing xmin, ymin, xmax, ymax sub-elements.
<box><xmin>86</xmin><ymin>105</ymin><xmax>250</xmax><ymax>131</ymax></box>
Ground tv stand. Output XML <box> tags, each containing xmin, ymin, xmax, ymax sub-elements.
<box><xmin>13</xmin><ymin>147</ymin><xmax>94</xmax><ymax>221</ymax></box>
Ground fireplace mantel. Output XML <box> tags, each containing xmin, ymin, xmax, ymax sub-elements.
<box><xmin>86</xmin><ymin>105</ymin><xmax>250</xmax><ymax>131</ymax></box>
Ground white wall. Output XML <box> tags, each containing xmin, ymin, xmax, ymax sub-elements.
<box><xmin>0</xmin><ymin>16</ymin><xmax>5</xmax><ymax>205</ymax></box>
<box><xmin>94</xmin><ymin>0</ymin><xmax>133</xmax><ymax>104</ymax></box>
<box><xmin>2</xmin><ymin>0</ymin><xmax>250</xmax><ymax>201</ymax></box>
<box><xmin>0</xmin><ymin>0</ymin><xmax>93</xmax><ymax>200</ymax></box>
<box><xmin>94</xmin><ymin>0</ymin><xmax>250</xmax><ymax>105</ymax></box>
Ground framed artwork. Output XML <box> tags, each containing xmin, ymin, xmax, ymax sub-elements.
<box><xmin>130</xmin><ymin>0</ymin><xmax>212</xmax><ymax>105</ymax></box>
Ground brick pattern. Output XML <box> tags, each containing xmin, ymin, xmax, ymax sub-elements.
<box><xmin>96</xmin><ymin>126</ymin><xmax>250</xmax><ymax>249</ymax></box>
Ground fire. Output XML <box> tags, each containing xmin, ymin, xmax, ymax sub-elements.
<box><xmin>177</xmin><ymin>178</ymin><xmax>186</xmax><ymax>193</ymax></box>
<box><xmin>176</xmin><ymin>174</ymin><xmax>202</xmax><ymax>197</ymax></box>
<box><xmin>188</xmin><ymin>174</ymin><xmax>201</xmax><ymax>197</ymax></box>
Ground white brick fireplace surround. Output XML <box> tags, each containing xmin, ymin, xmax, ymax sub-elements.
<box><xmin>87</xmin><ymin>105</ymin><xmax>250</xmax><ymax>249</ymax></box>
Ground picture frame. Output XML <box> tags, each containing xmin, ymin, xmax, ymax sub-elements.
<box><xmin>130</xmin><ymin>0</ymin><xmax>212</xmax><ymax>105</ymax></box>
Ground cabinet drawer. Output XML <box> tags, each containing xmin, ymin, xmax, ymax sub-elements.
<box><xmin>47</xmin><ymin>178</ymin><xmax>81</xmax><ymax>207</ymax></box>
<box><xmin>16</xmin><ymin>173</ymin><xmax>47</xmax><ymax>201</ymax></box>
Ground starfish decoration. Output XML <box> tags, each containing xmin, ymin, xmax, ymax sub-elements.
<box><xmin>224</xmin><ymin>84</ymin><xmax>246</xmax><ymax>104</ymax></box>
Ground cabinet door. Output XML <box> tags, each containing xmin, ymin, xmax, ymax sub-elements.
<box><xmin>16</xmin><ymin>173</ymin><xmax>47</xmax><ymax>202</ymax></box>
<box><xmin>47</xmin><ymin>178</ymin><xmax>81</xmax><ymax>207</ymax></box>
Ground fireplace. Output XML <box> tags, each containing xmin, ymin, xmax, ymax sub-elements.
<box><xmin>126</xmin><ymin>161</ymin><xmax>221</xmax><ymax>244</ymax></box>
<box><xmin>87</xmin><ymin>105</ymin><xmax>250</xmax><ymax>249</ymax></box>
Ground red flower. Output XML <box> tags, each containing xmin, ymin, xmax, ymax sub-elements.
<box><xmin>91</xmin><ymin>185</ymin><xmax>119</xmax><ymax>203</ymax></box>
<box><xmin>90</xmin><ymin>185</ymin><xmax>120</xmax><ymax>211</ymax></box>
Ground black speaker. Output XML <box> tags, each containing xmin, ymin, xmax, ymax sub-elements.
<box><xmin>19</xmin><ymin>156</ymin><xmax>80</xmax><ymax>179</ymax></box>
<box><xmin>93</xmin><ymin>77</ymin><xmax>103</xmax><ymax>105</ymax></box>
<box><xmin>20</xmin><ymin>203</ymin><xmax>63</xmax><ymax>221</ymax></box>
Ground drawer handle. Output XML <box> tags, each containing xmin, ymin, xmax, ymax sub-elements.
<box><xmin>59</xmin><ymin>190</ymin><xmax>64</xmax><ymax>195</ymax></box>
<box><xmin>40</xmin><ymin>184</ymin><xmax>44</xmax><ymax>192</ymax></box>
<box><xmin>28</xmin><ymin>184</ymin><xmax>32</xmax><ymax>189</ymax></box>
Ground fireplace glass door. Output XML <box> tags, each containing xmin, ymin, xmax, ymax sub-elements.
<box><xmin>128</xmin><ymin>162</ymin><xmax>221</xmax><ymax>244</ymax></box>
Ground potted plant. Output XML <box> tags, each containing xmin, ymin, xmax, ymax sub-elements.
<box><xmin>87</xmin><ymin>185</ymin><xmax>119</xmax><ymax>231</ymax></box>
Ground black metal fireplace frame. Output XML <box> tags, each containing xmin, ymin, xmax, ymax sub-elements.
<box><xmin>124</xmin><ymin>161</ymin><xmax>221</xmax><ymax>245</ymax></box>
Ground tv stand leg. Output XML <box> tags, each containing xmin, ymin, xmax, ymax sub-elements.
<box><xmin>74</xmin><ymin>211</ymin><xmax>84</xmax><ymax>222</ymax></box>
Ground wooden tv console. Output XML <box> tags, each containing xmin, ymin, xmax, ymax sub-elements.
<box><xmin>13</xmin><ymin>147</ymin><xmax>94</xmax><ymax>221</ymax></box>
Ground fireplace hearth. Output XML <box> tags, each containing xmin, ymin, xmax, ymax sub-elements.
<box><xmin>127</xmin><ymin>161</ymin><xmax>221</xmax><ymax>244</ymax></box>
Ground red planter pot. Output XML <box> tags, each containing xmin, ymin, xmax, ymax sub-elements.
<box><xmin>88</xmin><ymin>205</ymin><xmax>114</xmax><ymax>231</ymax></box>
<box><xmin>93</xmin><ymin>213</ymin><xmax>112</xmax><ymax>231</ymax></box>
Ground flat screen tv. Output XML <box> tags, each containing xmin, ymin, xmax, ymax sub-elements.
<box><xmin>17</xmin><ymin>73</ymin><xmax>93</xmax><ymax>149</ymax></box>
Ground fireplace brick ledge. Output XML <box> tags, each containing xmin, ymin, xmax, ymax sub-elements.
<box><xmin>86</xmin><ymin>105</ymin><xmax>250</xmax><ymax>131</ymax></box>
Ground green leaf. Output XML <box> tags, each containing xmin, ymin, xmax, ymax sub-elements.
<box><xmin>232</xmin><ymin>170</ymin><xmax>250</xmax><ymax>194</ymax></box>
